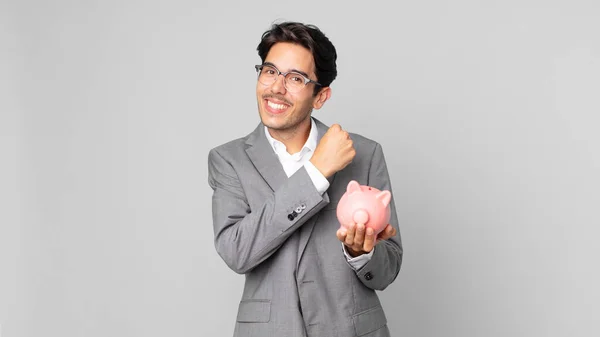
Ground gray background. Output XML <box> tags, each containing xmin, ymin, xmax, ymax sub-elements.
<box><xmin>2</xmin><ymin>0</ymin><xmax>599</xmax><ymax>336</ymax></box>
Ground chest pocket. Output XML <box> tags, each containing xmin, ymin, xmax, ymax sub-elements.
<box><xmin>353</xmin><ymin>305</ymin><xmax>388</xmax><ymax>336</ymax></box>
<box><xmin>236</xmin><ymin>299</ymin><xmax>271</xmax><ymax>323</ymax></box>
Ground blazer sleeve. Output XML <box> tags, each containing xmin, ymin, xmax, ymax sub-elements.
<box><xmin>353</xmin><ymin>142</ymin><xmax>404</xmax><ymax>290</ymax></box>
<box><xmin>208</xmin><ymin>148</ymin><xmax>330</xmax><ymax>274</ymax></box>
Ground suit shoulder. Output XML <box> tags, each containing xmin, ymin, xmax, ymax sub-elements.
<box><xmin>208</xmin><ymin>136</ymin><xmax>250</xmax><ymax>167</ymax></box>
<box><xmin>209</xmin><ymin>122</ymin><xmax>260</xmax><ymax>156</ymax></box>
<box><xmin>349</xmin><ymin>132</ymin><xmax>380</xmax><ymax>153</ymax></box>
<box><xmin>210</xmin><ymin>137</ymin><xmax>246</xmax><ymax>153</ymax></box>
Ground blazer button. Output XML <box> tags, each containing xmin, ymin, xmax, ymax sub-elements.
<box><xmin>300</xmin><ymin>204</ymin><xmax>306</xmax><ymax>210</ymax></box>
<box><xmin>288</xmin><ymin>214</ymin><xmax>294</xmax><ymax>221</ymax></box>
<box><xmin>364</xmin><ymin>272</ymin><xmax>373</xmax><ymax>281</ymax></box>
<box><xmin>295</xmin><ymin>207</ymin><xmax>302</xmax><ymax>213</ymax></box>
<box><xmin>292</xmin><ymin>210</ymin><xmax>298</xmax><ymax>217</ymax></box>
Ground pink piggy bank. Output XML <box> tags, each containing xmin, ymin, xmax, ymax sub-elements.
<box><xmin>336</xmin><ymin>180</ymin><xmax>392</xmax><ymax>235</ymax></box>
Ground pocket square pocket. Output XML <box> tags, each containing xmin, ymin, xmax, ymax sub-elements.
<box><xmin>236</xmin><ymin>299</ymin><xmax>271</xmax><ymax>323</ymax></box>
<box><xmin>352</xmin><ymin>305</ymin><xmax>388</xmax><ymax>336</ymax></box>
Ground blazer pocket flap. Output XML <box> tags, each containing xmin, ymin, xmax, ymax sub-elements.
<box><xmin>236</xmin><ymin>299</ymin><xmax>271</xmax><ymax>323</ymax></box>
<box><xmin>353</xmin><ymin>305</ymin><xmax>388</xmax><ymax>336</ymax></box>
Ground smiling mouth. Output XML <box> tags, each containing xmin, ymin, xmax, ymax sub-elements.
<box><xmin>265</xmin><ymin>99</ymin><xmax>291</xmax><ymax>113</ymax></box>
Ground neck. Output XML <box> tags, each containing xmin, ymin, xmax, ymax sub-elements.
<box><xmin>267</xmin><ymin>117</ymin><xmax>312</xmax><ymax>154</ymax></box>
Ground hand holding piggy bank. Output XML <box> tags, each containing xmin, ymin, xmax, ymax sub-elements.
<box><xmin>336</xmin><ymin>180</ymin><xmax>392</xmax><ymax>236</ymax></box>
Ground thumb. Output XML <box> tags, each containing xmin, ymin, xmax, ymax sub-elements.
<box><xmin>329</xmin><ymin>124</ymin><xmax>342</xmax><ymax>132</ymax></box>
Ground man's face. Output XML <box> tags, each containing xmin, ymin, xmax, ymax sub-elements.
<box><xmin>256</xmin><ymin>42</ymin><xmax>327</xmax><ymax>132</ymax></box>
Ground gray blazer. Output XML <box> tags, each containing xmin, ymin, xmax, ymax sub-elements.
<box><xmin>208</xmin><ymin>117</ymin><xmax>403</xmax><ymax>337</ymax></box>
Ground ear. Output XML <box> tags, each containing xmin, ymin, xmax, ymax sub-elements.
<box><xmin>346</xmin><ymin>180</ymin><xmax>361</xmax><ymax>194</ymax></box>
<box><xmin>376</xmin><ymin>190</ymin><xmax>391</xmax><ymax>207</ymax></box>
<box><xmin>312</xmin><ymin>87</ymin><xmax>331</xmax><ymax>110</ymax></box>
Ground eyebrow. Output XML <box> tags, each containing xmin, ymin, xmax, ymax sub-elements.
<box><xmin>263</xmin><ymin>62</ymin><xmax>311</xmax><ymax>79</ymax></box>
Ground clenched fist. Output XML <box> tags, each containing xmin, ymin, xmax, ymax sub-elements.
<box><xmin>310</xmin><ymin>124</ymin><xmax>356</xmax><ymax>178</ymax></box>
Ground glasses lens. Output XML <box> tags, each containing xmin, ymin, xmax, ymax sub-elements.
<box><xmin>256</xmin><ymin>65</ymin><xmax>309</xmax><ymax>92</ymax></box>
<box><xmin>258</xmin><ymin>65</ymin><xmax>277</xmax><ymax>86</ymax></box>
<box><xmin>284</xmin><ymin>73</ymin><xmax>306</xmax><ymax>92</ymax></box>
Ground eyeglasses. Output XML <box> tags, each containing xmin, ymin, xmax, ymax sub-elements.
<box><xmin>255</xmin><ymin>64</ymin><xmax>322</xmax><ymax>93</ymax></box>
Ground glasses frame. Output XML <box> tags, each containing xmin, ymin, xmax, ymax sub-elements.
<box><xmin>255</xmin><ymin>64</ymin><xmax>322</xmax><ymax>92</ymax></box>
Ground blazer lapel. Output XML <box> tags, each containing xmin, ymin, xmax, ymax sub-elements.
<box><xmin>245</xmin><ymin>123</ymin><xmax>288</xmax><ymax>192</ymax></box>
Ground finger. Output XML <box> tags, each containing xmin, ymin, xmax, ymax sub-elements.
<box><xmin>344</xmin><ymin>222</ymin><xmax>356</xmax><ymax>246</ymax></box>
<box><xmin>386</xmin><ymin>225</ymin><xmax>397</xmax><ymax>238</ymax></box>
<box><xmin>354</xmin><ymin>223</ymin><xmax>365</xmax><ymax>246</ymax></box>
<box><xmin>336</xmin><ymin>228</ymin><xmax>347</xmax><ymax>242</ymax></box>
<box><xmin>330</xmin><ymin>124</ymin><xmax>341</xmax><ymax>132</ymax></box>
<box><xmin>363</xmin><ymin>227</ymin><xmax>376</xmax><ymax>252</ymax></box>
<box><xmin>378</xmin><ymin>225</ymin><xmax>397</xmax><ymax>241</ymax></box>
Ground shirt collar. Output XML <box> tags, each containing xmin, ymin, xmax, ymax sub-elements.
<box><xmin>264</xmin><ymin>117</ymin><xmax>318</xmax><ymax>155</ymax></box>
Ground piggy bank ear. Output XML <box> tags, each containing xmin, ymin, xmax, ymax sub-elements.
<box><xmin>376</xmin><ymin>190</ymin><xmax>391</xmax><ymax>206</ymax></box>
<box><xmin>346</xmin><ymin>180</ymin><xmax>362</xmax><ymax>194</ymax></box>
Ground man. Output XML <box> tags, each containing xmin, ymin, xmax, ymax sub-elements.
<box><xmin>208</xmin><ymin>21</ymin><xmax>403</xmax><ymax>337</ymax></box>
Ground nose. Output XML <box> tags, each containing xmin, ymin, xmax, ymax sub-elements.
<box><xmin>270</xmin><ymin>74</ymin><xmax>287</xmax><ymax>94</ymax></box>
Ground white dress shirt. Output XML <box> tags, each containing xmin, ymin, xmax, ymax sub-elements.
<box><xmin>264</xmin><ymin>117</ymin><xmax>374</xmax><ymax>270</ymax></box>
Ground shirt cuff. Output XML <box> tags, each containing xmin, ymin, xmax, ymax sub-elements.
<box><xmin>304</xmin><ymin>161</ymin><xmax>330</xmax><ymax>194</ymax></box>
<box><xmin>341</xmin><ymin>243</ymin><xmax>374</xmax><ymax>270</ymax></box>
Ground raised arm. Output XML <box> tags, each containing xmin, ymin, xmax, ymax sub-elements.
<box><xmin>208</xmin><ymin>148</ymin><xmax>329</xmax><ymax>274</ymax></box>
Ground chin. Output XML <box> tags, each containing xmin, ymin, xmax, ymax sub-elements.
<box><xmin>260</xmin><ymin>111</ymin><xmax>284</xmax><ymax>127</ymax></box>
<box><xmin>262</xmin><ymin>120</ymin><xmax>286</xmax><ymax>131</ymax></box>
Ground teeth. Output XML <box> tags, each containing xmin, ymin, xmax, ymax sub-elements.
<box><xmin>267</xmin><ymin>100</ymin><xmax>287</xmax><ymax>110</ymax></box>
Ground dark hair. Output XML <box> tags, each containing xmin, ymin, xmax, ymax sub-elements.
<box><xmin>257</xmin><ymin>22</ymin><xmax>337</xmax><ymax>96</ymax></box>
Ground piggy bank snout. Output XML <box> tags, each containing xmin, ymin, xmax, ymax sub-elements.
<box><xmin>353</xmin><ymin>209</ymin><xmax>369</xmax><ymax>224</ymax></box>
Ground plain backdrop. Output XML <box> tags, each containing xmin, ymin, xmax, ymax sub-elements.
<box><xmin>2</xmin><ymin>0</ymin><xmax>599</xmax><ymax>336</ymax></box>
